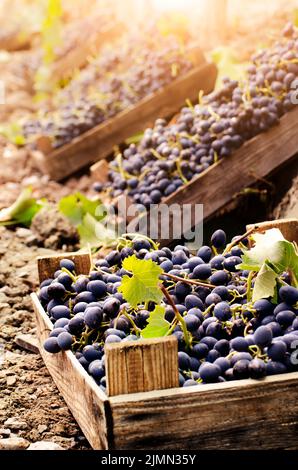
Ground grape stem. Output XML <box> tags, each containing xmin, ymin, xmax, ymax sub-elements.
<box><xmin>245</xmin><ymin>270</ymin><xmax>255</xmax><ymax>302</ymax></box>
<box><xmin>289</xmin><ymin>269</ymin><xmax>298</xmax><ymax>288</ymax></box>
<box><xmin>121</xmin><ymin>309</ymin><xmax>141</xmax><ymax>336</ymax></box>
<box><xmin>122</xmin><ymin>233</ymin><xmax>159</xmax><ymax>250</ymax></box>
<box><xmin>160</xmin><ymin>284</ymin><xmax>191</xmax><ymax>349</ymax></box>
<box><xmin>162</xmin><ymin>272</ymin><xmax>216</xmax><ymax>289</ymax></box>
<box><xmin>223</xmin><ymin>226</ymin><xmax>256</xmax><ymax>255</ymax></box>
<box><xmin>61</xmin><ymin>267</ymin><xmax>78</xmax><ymax>283</ymax></box>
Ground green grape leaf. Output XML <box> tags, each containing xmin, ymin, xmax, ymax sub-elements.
<box><xmin>118</xmin><ymin>255</ymin><xmax>163</xmax><ymax>307</ymax></box>
<box><xmin>0</xmin><ymin>188</ymin><xmax>45</xmax><ymax>227</ymax></box>
<box><xmin>59</xmin><ymin>192</ymin><xmax>106</xmax><ymax>227</ymax></box>
<box><xmin>77</xmin><ymin>213</ymin><xmax>116</xmax><ymax>249</ymax></box>
<box><xmin>237</xmin><ymin>229</ymin><xmax>285</xmax><ymax>271</ymax></box>
<box><xmin>273</xmin><ymin>240</ymin><xmax>298</xmax><ymax>279</ymax></box>
<box><xmin>59</xmin><ymin>194</ymin><xmax>83</xmax><ymax>226</ymax></box>
<box><xmin>141</xmin><ymin>305</ymin><xmax>170</xmax><ymax>338</ymax></box>
<box><xmin>252</xmin><ymin>261</ymin><xmax>279</xmax><ymax>302</ymax></box>
<box><xmin>237</xmin><ymin>229</ymin><xmax>298</xmax><ymax>299</ymax></box>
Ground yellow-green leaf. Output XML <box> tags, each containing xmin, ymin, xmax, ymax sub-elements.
<box><xmin>118</xmin><ymin>255</ymin><xmax>163</xmax><ymax>307</ymax></box>
<box><xmin>141</xmin><ymin>305</ymin><xmax>170</xmax><ymax>338</ymax></box>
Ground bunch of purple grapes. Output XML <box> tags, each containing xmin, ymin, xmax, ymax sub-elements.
<box><xmin>99</xmin><ymin>23</ymin><xmax>298</xmax><ymax>207</ymax></box>
<box><xmin>23</xmin><ymin>29</ymin><xmax>194</xmax><ymax>149</ymax></box>
<box><xmin>40</xmin><ymin>229</ymin><xmax>298</xmax><ymax>393</ymax></box>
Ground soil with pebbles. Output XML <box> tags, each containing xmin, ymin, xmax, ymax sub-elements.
<box><xmin>0</xmin><ymin>226</ymin><xmax>91</xmax><ymax>450</ymax></box>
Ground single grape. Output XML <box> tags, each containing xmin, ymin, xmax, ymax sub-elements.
<box><xmin>199</xmin><ymin>363</ymin><xmax>221</xmax><ymax>383</ymax></box>
<box><xmin>267</xmin><ymin>340</ymin><xmax>287</xmax><ymax>361</ymax></box>
<box><xmin>44</xmin><ymin>337</ymin><xmax>61</xmax><ymax>353</ymax></box>
<box><xmin>51</xmin><ymin>305</ymin><xmax>71</xmax><ymax>320</ymax></box>
<box><xmin>233</xmin><ymin>359</ymin><xmax>250</xmax><ymax>379</ymax></box>
<box><xmin>192</xmin><ymin>343</ymin><xmax>209</xmax><ymax>359</ymax></box>
<box><xmin>178</xmin><ymin>351</ymin><xmax>191</xmax><ymax>370</ymax></box>
<box><xmin>248</xmin><ymin>358</ymin><xmax>266</xmax><ymax>379</ymax></box>
<box><xmin>88</xmin><ymin>360</ymin><xmax>105</xmax><ymax>380</ymax></box>
<box><xmin>60</xmin><ymin>258</ymin><xmax>75</xmax><ymax>272</ymax></box>
<box><xmin>47</xmin><ymin>282</ymin><xmax>66</xmax><ymax>300</ymax></box>
<box><xmin>87</xmin><ymin>280</ymin><xmax>107</xmax><ymax>298</ymax></box>
<box><xmin>253</xmin><ymin>326</ymin><xmax>273</xmax><ymax>347</ymax></box>
<box><xmin>211</xmin><ymin>230</ymin><xmax>227</xmax><ymax>249</ymax></box>
<box><xmin>84</xmin><ymin>307</ymin><xmax>103</xmax><ymax>329</ymax></box>
<box><xmin>57</xmin><ymin>332</ymin><xmax>73</xmax><ymax>350</ymax></box>
<box><xmin>279</xmin><ymin>285</ymin><xmax>298</xmax><ymax>305</ymax></box>
<box><xmin>213</xmin><ymin>301</ymin><xmax>231</xmax><ymax>321</ymax></box>
<box><xmin>276</xmin><ymin>310</ymin><xmax>296</xmax><ymax>327</ymax></box>
<box><xmin>105</xmin><ymin>334</ymin><xmax>122</xmax><ymax>344</ymax></box>
<box><xmin>183</xmin><ymin>379</ymin><xmax>199</xmax><ymax>387</ymax></box>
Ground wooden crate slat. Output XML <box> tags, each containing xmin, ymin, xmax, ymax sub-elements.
<box><xmin>105</xmin><ymin>337</ymin><xmax>178</xmax><ymax>396</ymax></box>
<box><xmin>32</xmin><ymin>60</ymin><xmax>217</xmax><ymax>180</ymax></box>
<box><xmin>90</xmin><ymin>159</ymin><xmax>110</xmax><ymax>183</ymax></box>
<box><xmin>37</xmin><ymin>251</ymin><xmax>92</xmax><ymax>282</ymax></box>
<box><xmin>247</xmin><ymin>218</ymin><xmax>298</xmax><ymax>242</ymax></box>
<box><xmin>108</xmin><ymin>372</ymin><xmax>298</xmax><ymax>449</ymax></box>
<box><xmin>31</xmin><ymin>293</ymin><xmax>111</xmax><ymax>450</ymax></box>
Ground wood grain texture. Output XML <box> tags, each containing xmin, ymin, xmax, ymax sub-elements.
<box><xmin>247</xmin><ymin>218</ymin><xmax>298</xmax><ymax>242</ymax></box>
<box><xmin>153</xmin><ymin>107</ymin><xmax>298</xmax><ymax>242</ymax></box>
<box><xmin>105</xmin><ymin>337</ymin><xmax>178</xmax><ymax>396</ymax></box>
<box><xmin>37</xmin><ymin>251</ymin><xmax>92</xmax><ymax>282</ymax></box>
<box><xmin>31</xmin><ymin>293</ymin><xmax>111</xmax><ymax>450</ymax></box>
<box><xmin>108</xmin><ymin>373</ymin><xmax>298</xmax><ymax>449</ymax></box>
<box><xmin>32</xmin><ymin>60</ymin><xmax>217</xmax><ymax>180</ymax></box>
<box><xmin>90</xmin><ymin>159</ymin><xmax>110</xmax><ymax>183</ymax></box>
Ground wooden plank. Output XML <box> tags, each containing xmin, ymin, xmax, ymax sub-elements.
<box><xmin>108</xmin><ymin>372</ymin><xmax>298</xmax><ymax>449</ymax></box>
<box><xmin>151</xmin><ymin>106</ymin><xmax>298</xmax><ymax>243</ymax></box>
<box><xmin>37</xmin><ymin>251</ymin><xmax>92</xmax><ymax>282</ymax></box>
<box><xmin>90</xmin><ymin>159</ymin><xmax>110</xmax><ymax>183</ymax></box>
<box><xmin>105</xmin><ymin>337</ymin><xmax>178</xmax><ymax>396</ymax></box>
<box><xmin>31</xmin><ymin>293</ymin><xmax>112</xmax><ymax>450</ymax></box>
<box><xmin>247</xmin><ymin>218</ymin><xmax>298</xmax><ymax>242</ymax></box>
<box><xmin>14</xmin><ymin>334</ymin><xmax>39</xmax><ymax>354</ymax></box>
<box><xmin>32</xmin><ymin>60</ymin><xmax>217</xmax><ymax>180</ymax></box>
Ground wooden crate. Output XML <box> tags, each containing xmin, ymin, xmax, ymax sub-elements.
<box><xmin>32</xmin><ymin>51</ymin><xmax>217</xmax><ymax>181</ymax></box>
<box><xmin>31</xmin><ymin>219</ymin><xmax>298</xmax><ymax>450</ymax></box>
<box><xmin>92</xmin><ymin>106</ymin><xmax>298</xmax><ymax>243</ymax></box>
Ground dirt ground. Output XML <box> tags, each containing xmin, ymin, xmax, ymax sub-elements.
<box><xmin>0</xmin><ymin>226</ymin><xmax>90</xmax><ymax>449</ymax></box>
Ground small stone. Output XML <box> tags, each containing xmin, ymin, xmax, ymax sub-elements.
<box><xmin>16</xmin><ymin>228</ymin><xmax>33</xmax><ymax>238</ymax></box>
<box><xmin>15</xmin><ymin>334</ymin><xmax>39</xmax><ymax>354</ymax></box>
<box><xmin>37</xmin><ymin>425</ymin><xmax>47</xmax><ymax>434</ymax></box>
<box><xmin>0</xmin><ymin>437</ymin><xmax>29</xmax><ymax>450</ymax></box>
<box><xmin>4</xmin><ymin>417</ymin><xmax>28</xmax><ymax>430</ymax></box>
<box><xmin>0</xmin><ymin>428</ymin><xmax>11</xmax><ymax>437</ymax></box>
<box><xmin>6</xmin><ymin>376</ymin><xmax>16</xmax><ymax>386</ymax></box>
<box><xmin>27</xmin><ymin>441</ymin><xmax>64</xmax><ymax>451</ymax></box>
